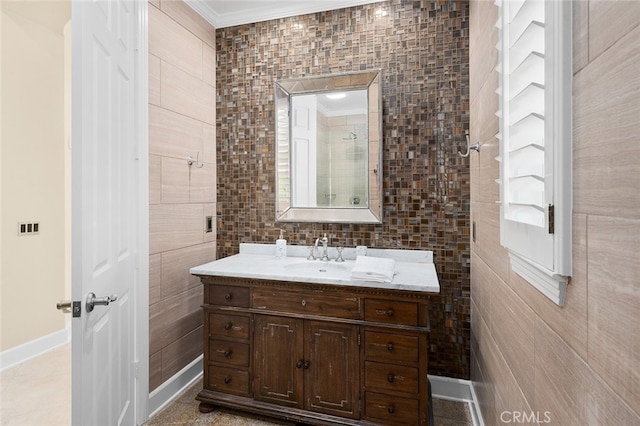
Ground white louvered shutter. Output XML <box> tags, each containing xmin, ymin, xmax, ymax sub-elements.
<box><xmin>496</xmin><ymin>0</ymin><xmax>572</xmax><ymax>305</ymax></box>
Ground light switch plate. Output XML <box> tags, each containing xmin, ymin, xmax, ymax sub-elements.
<box><xmin>18</xmin><ymin>222</ymin><xmax>40</xmax><ymax>236</ymax></box>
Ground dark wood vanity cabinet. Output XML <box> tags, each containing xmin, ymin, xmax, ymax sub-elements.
<box><xmin>196</xmin><ymin>276</ymin><xmax>432</xmax><ymax>426</ymax></box>
<box><xmin>254</xmin><ymin>315</ymin><xmax>360</xmax><ymax>418</ymax></box>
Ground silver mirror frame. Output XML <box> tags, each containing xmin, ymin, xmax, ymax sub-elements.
<box><xmin>275</xmin><ymin>69</ymin><xmax>383</xmax><ymax>223</ymax></box>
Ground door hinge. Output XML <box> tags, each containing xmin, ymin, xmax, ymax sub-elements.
<box><xmin>357</xmin><ymin>333</ymin><xmax>361</xmax><ymax>346</ymax></box>
<box><xmin>548</xmin><ymin>204</ymin><xmax>555</xmax><ymax>234</ymax></box>
<box><xmin>133</xmin><ymin>361</ymin><xmax>140</xmax><ymax>379</ymax></box>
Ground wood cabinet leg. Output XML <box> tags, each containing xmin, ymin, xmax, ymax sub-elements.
<box><xmin>198</xmin><ymin>402</ymin><xmax>216</xmax><ymax>413</ymax></box>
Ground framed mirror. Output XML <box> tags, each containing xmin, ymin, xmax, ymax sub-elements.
<box><xmin>275</xmin><ymin>69</ymin><xmax>382</xmax><ymax>223</ymax></box>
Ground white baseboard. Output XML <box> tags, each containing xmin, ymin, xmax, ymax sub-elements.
<box><xmin>148</xmin><ymin>355</ymin><xmax>203</xmax><ymax>419</ymax></box>
<box><xmin>468</xmin><ymin>380</ymin><xmax>485</xmax><ymax>426</ymax></box>
<box><xmin>428</xmin><ymin>375</ymin><xmax>484</xmax><ymax>426</ymax></box>
<box><xmin>0</xmin><ymin>324</ymin><xmax>71</xmax><ymax>371</ymax></box>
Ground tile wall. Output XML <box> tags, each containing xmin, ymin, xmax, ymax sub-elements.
<box><xmin>470</xmin><ymin>0</ymin><xmax>640</xmax><ymax>423</ymax></box>
<box><xmin>148</xmin><ymin>0</ymin><xmax>216</xmax><ymax>391</ymax></box>
<box><xmin>216</xmin><ymin>0</ymin><xmax>470</xmax><ymax>378</ymax></box>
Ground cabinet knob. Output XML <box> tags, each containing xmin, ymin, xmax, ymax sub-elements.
<box><xmin>223</xmin><ymin>376</ymin><xmax>231</xmax><ymax>384</ymax></box>
<box><xmin>223</xmin><ymin>350</ymin><xmax>232</xmax><ymax>358</ymax></box>
<box><xmin>387</xmin><ymin>405</ymin><xmax>395</xmax><ymax>414</ymax></box>
<box><xmin>386</xmin><ymin>309</ymin><xmax>394</xmax><ymax>317</ymax></box>
<box><xmin>387</xmin><ymin>373</ymin><xmax>395</xmax><ymax>383</ymax></box>
<box><xmin>387</xmin><ymin>342</ymin><xmax>394</xmax><ymax>351</ymax></box>
<box><xmin>301</xmin><ymin>299</ymin><xmax>307</xmax><ymax>307</ymax></box>
<box><xmin>296</xmin><ymin>360</ymin><xmax>304</xmax><ymax>369</ymax></box>
<box><xmin>224</xmin><ymin>322</ymin><xmax>233</xmax><ymax>330</ymax></box>
<box><xmin>224</xmin><ymin>293</ymin><xmax>232</xmax><ymax>301</ymax></box>
<box><xmin>303</xmin><ymin>361</ymin><xmax>310</xmax><ymax>369</ymax></box>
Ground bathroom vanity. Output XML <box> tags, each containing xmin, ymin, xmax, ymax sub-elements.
<box><xmin>190</xmin><ymin>244</ymin><xmax>440</xmax><ymax>426</ymax></box>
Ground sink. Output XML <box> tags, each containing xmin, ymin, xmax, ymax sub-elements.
<box><xmin>285</xmin><ymin>261</ymin><xmax>351</xmax><ymax>275</ymax></box>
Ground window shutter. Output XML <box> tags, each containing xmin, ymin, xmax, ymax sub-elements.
<box><xmin>495</xmin><ymin>0</ymin><xmax>572</xmax><ymax>305</ymax></box>
<box><xmin>501</xmin><ymin>0</ymin><xmax>547</xmax><ymax>228</ymax></box>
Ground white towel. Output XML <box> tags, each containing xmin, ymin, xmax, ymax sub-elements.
<box><xmin>350</xmin><ymin>255</ymin><xmax>395</xmax><ymax>283</ymax></box>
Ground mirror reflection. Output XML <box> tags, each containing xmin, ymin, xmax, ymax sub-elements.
<box><xmin>275</xmin><ymin>70</ymin><xmax>382</xmax><ymax>223</ymax></box>
<box><xmin>292</xmin><ymin>90</ymin><xmax>368</xmax><ymax>208</ymax></box>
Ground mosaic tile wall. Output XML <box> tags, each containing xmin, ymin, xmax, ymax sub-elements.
<box><xmin>216</xmin><ymin>0</ymin><xmax>470</xmax><ymax>379</ymax></box>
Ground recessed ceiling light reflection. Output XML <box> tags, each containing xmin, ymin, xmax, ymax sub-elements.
<box><xmin>325</xmin><ymin>92</ymin><xmax>347</xmax><ymax>100</ymax></box>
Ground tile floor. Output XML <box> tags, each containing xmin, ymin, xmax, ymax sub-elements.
<box><xmin>0</xmin><ymin>344</ymin><xmax>474</xmax><ymax>426</ymax></box>
<box><xmin>146</xmin><ymin>378</ymin><xmax>475</xmax><ymax>426</ymax></box>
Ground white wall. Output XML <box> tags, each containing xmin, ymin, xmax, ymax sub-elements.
<box><xmin>1</xmin><ymin>2</ymin><xmax>70</xmax><ymax>351</ymax></box>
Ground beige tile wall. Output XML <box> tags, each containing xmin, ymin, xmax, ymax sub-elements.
<box><xmin>148</xmin><ymin>0</ymin><xmax>216</xmax><ymax>392</ymax></box>
<box><xmin>470</xmin><ymin>0</ymin><xmax>640</xmax><ymax>423</ymax></box>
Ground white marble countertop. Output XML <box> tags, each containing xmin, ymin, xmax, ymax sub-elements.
<box><xmin>190</xmin><ymin>243</ymin><xmax>440</xmax><ymax>293</ymax></box>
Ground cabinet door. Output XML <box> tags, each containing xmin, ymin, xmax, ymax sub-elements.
<box><xmin>304</xmin><ymin>321</ymin><xmax>359</xmax><ymax>419</ymax></box>
<box><xmin>253</xmin><ymin>315</ymin><xmax>304</xmax><ymax>408</ymax></box>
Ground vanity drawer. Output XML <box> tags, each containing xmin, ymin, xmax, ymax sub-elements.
<box><xmin>364</xmin><ymin>392</ymin><xmax>419</xmax><ymax>426</ymax></box>
<box><xmin>364</xmin><ymin>330</ymin><xmax>419</xmax><ymax>365</ymax></box>
<box><xmin>364</xmin><ymin>299</ymin><xmax>418</xmax><ymax>326</ymax></box>
<box><xmin>364</xmin><ymin>361</ymin><xmax>419</xmax><ymax>394</ymax></box>
<box><xmin>209</xmin><ymin>313</ymin><xmax>250</xmax><ymax>340</ymax></box>
<box><xmin>208</xmin><ymin>285</ymin><xmax>250</xmax><ymax>307</ymax></box>
<box><xmin>209</xmin><ymin>339</ymin><xmax>250</xmax><ymax>367</ymax></box>
<box><xmin>252</xmin><ymin>289</ymin><xmax>361</xmax><ymax>319</ymax></box>
<box><xmin>207</xmin><ymin>365</ymin><xmax>250</xmax><ymax>397</ymax></box>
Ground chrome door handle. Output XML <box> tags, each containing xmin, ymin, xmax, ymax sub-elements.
<box><xmin>86</xmin><ymin>292</ymin><xmax>118</xmax><ymax>312</ymax></box>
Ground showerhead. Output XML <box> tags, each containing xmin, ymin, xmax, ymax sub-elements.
<box><xmin>342</xmin><ymin>132</ymin><xmax>357</xmax><ymax>141</ymax></box>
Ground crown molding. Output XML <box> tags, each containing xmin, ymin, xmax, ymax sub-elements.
<box><xmin>185</xmin><ymin>0</ymin><xmax>385</xmax><ymax>29</ymax></box>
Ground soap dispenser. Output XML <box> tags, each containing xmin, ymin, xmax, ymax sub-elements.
<box><xmin>275</xmin><ymin>230</ymin><xmax>287</xmax><ymax>259</ymax></box>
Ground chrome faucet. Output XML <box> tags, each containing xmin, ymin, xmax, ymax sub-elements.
<box><xmin>315</xmin><ymin>233</ymin><xmax>329</xmax><ymax>261</ymax></box>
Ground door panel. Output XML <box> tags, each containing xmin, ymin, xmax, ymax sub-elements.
<box><xmin>305</xmin><ymin>321</ymin><xmax>359</xmax><ymax>418</ymax></box>
<box><xmin>71</xmin><ymin>0</ymin><xmax>142</xmax><ymax>424</ymax></box>
<box><xmin>253</xmin><ymin>315</ymin><xmax>304</xmax><ymax>408</ymax></box>
<box><xmin>291</xmin><ymin>94</ymin><xmax>317</xmax><ymax>206</ymax></box>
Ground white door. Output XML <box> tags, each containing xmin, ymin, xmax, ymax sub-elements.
<box><xmin>71</xmin><ymin>0</ymin><xmax>147</xmax><ymax>425</ymax></box>
<box><xmin>291</xmin><ymin>94</ymin><xmax>317</xmax><ymax>207</ymax></box>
